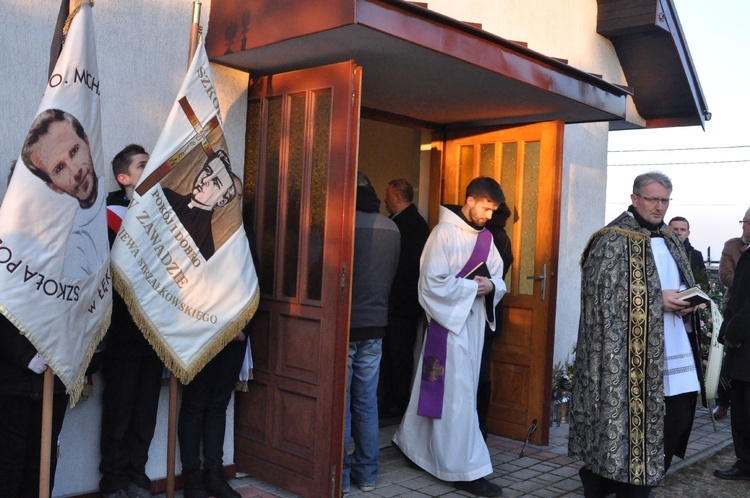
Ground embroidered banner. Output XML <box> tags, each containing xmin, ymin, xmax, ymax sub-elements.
<box><xmin>111</xmin><ymin>41</ymin><xmax>259</xmax><ymax>383</ymax></box>
<box><xmin>0</xmin><ymin>3</ymin><xmax>110</xmax><ymax>405</ymax></box>
<box><xmin>704</xmin><ymin>300</ymin><xmax>724</xmax><ymax>400</ymax></box>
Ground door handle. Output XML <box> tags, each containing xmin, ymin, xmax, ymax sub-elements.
<box><xmin>526</xmin><ymin>263</ymin><xmax>547</xmax><ymax>301</ymax></box>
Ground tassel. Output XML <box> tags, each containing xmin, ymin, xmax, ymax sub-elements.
<box><xmin>79</xmin><ymin>375</ymin><xmax>95</xmax><ymax>401</ymax></box>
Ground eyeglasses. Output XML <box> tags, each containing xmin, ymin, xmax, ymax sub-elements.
<box><xmin>739</xmin><ymin>220</ymin><xmax>750</xmax><ymax>226</ymax></box>
<box><xmin>635</xmin><ymin>194</ymin><xmax>671</xmax><ymax>206</ymax></box>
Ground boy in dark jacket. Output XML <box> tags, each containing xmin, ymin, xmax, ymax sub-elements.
<box><xmin>99</xmin><ymin>145</ymin><xmax>164</xmax><ymax>498</ymax></box>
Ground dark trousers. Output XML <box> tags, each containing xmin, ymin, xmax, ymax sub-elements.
<box><xmin>578</xmin><ymin>391</ymin><xmax>695</xmax><ymax>498</ymax></box>
<box><xmin>578</xmin><ymin>467</ymin><xmax>652</xmax><ymax>498</ymax></box>
<box><xmin>663</xmin><ymin>392</ymin><xmax>695</xmax><ymax>471</ymax></box>
<box><xmin>99</xmin><ymin>350</ymin><xmax>164</xmax><ymax>493</ymax></box>
<box><xmin>477</xmin><ymin>326</ymin><xmax>498</xmax><ymax>436</ymax></box>
<box><xmin>729</xmin><ymin>379</ymin><xmax>750</xmax><ymax>470</ymax></box>
<box><xmin>718</xmin><ymin>378</ymin><xmax>732</xmax><ymax>408</ymax></box>
<box><xmin>178</xmin><ymin>340</ymin><xmax>246</xmax><ymax>471</ymax></box>
<box><xmin>0</xmin><ymin>393</ymin><xmax>68</xmax><ymax>498</ymax></box>
<box><xmin>379</xmin><ymin>315</ymin><xmax>419</xmax><ymax>416</ymax></box>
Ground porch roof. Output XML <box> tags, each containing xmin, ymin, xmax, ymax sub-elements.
<box><xmin>206</xmin><ymin>0</ymin><xmax>632</xmax><ymax>129</ymax></box>
<box><xmin>597</xmin><ymin>0</ymin><xmax>710</xmax><ymax>129</ymax></box>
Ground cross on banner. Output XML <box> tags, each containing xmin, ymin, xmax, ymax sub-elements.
<box><xmin>135</xmin><ymin>96</ymin><xmax>220</xmax><ymax>196</ymax></box>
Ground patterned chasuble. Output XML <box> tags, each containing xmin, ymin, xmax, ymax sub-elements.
<box><xmin>568</xmin><ymin>212</ymin><xmax>696</xmax><ymax>487</ymax></box>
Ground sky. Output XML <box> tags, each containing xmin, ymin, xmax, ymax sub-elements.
<box><xmin>605</xmin><ymin>0</ymin><xmax>750</xmax><ymax>265</ymax></box>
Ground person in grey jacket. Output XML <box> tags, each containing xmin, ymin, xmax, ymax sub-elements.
<box><xmin>342</xmin><ymin>172</ymin><xmax>400</xmax><ymax>495</ymax></box>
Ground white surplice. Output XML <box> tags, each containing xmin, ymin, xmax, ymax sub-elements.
<box><xmin>393</xmin><ymin>205</ymin><xmax>506</xmax><ymax>482</ymax></box>
<box><xmin>651</xmin><ymin>238</ymin><xmax>700</xmax><ymax>396</ymax></box>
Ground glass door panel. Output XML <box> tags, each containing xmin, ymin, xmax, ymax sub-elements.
<box><xmin>501</xmin><ymin>143</ymin><xmax>517</xmax><ymax>292</ymax></box>
<box><xmin>518</xmin><ymin>142</ymin><xmax>540</xmax><ymax>296</ymax></box>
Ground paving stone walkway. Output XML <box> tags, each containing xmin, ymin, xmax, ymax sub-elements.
<box><xmin>159</xmin><ymin>405</ymin><xmax>733</xmax><ymax>497</ymax></box>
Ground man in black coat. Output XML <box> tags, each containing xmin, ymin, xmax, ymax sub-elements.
<box><xmin>477</xmin><ymin>202</ymin><xmax>513</xmax><ymax>438</ymax></box>
<box><xmin>0</xmin><ymin>314</ymin><xmax>68</xmax><ymax>497</ymax></box>
<box><xmin>715</xmin><ymin>245</ymin><xmax>750</xmax><ymax>481</ymax></box>
<box><xmin>669</xmin><ymin>216</ymin><xmax>708</xmax><ymax>289</ymax></box>
<box><xmin>380</xmin><ymin>178</ymin><xmax>430</xmax><ymax>418</ymax></box>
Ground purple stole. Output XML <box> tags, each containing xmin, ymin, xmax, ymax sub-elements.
<box><xmin>416</xmin><ymin>228</ymin><xmax>492</xmax><ymax>419</ymax></box>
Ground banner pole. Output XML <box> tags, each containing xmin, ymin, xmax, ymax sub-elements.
<box><xmin>39</xmin><ymin>368</ymin><xmax>54</xmax><ymax>498</ymax></box>
<box><xmin>38</xmin><ymin>2</ymin><xmax>74</xmax><ymax>495</ymax></box>
<box><xmin>188</xmin><ymin>1</ymin><xmax>202</xmax><ymax>63</ymax></box>
<box><xmin>166</xmin><ymin>374</ymin><xmax>178</xmax><ymax>498</ymax></box>
<box><xmin>167</xmin><ymin>6</ymin><xmax>202</xmax><ymax>497</ymax></box>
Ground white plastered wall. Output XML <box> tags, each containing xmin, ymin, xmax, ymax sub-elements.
<box><xmin>422</xmin><ymin>0</ymin><xmax>627</xmax><ymax>86</ymax></box>
<box><xmin>1</xmin><ymin>1</ymin><xmax>249</xmax><ymax>495</ymax></box>
<box><xmin>556</xmin><ymin>122</ymin><xmax>610</xmax><ymax>366</ymax></box>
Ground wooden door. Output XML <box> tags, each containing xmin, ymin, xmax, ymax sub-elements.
<box><xmin>235</xmin><ymin>61</ymin><xmax>362</xmax><ymax>498</ymax></box>
<box><xmin>442</xmin><ymin>121</ymin><xmax>563</xmax><ymax>446</ymax></box>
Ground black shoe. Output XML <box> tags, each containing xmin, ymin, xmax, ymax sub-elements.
<box><xmin>713</xmin><ymin>466</ymin><xmax>750</xmax><ymax>481</ymax></box>
<box><xmin>454</xmin><ymin>478</ymin><xmax>503</xmax><ymax>497</ymax></box>
<box><xmin>712</xmin><ymin>405</ymin><xmax>728</xmax><ymax>420</ymax></box>
<box><xmin>204</xmin><ymin>467</ymin><xmax>241</xmax><ymax>498</ymax></box>
<box><xmin>182</xmin><ymin>469</ymin><xmax>209</xmax><ymax>498</ymax></box>
<box><xmin>480</xmin><ymin>424</ymin><xmax>488</xmax><ymax>441</ymax></box>
<box><xmin>102</xmin><ymin>490</ymin><xmax>129</xmax><ymax>498</ymax></box>
<box><xmin>126</xmin><ymin>482</ymin><xmax>153</xmax><ymax>498</ymax></box>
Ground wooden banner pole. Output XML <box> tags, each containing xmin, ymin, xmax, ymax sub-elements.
<box><xmin>166</xmin><ymin>373</ymin><xmax>178</xmax><ymax>498</ymax></box>
<box><xmin>39</xmin><ymin>368</ymin><xmax>54</xmax><ymax>498</ymax></box>
<box><xmin>167</xmin><ymin>6</ymin><xmax>202</xmax><ymax>497</ymax></box>
<box><xmin>188</xmin><ymin>1</ymin><xmax>202</xmax><ymax>63</ymax></box>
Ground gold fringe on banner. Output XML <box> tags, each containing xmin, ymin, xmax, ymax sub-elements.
<box><xmin>79</xmin><ymin>375</ymin><xmax>95</xmax><ymax>401</ymax></box>
<box><xmin>112</xmin><ymin>264</ymin><xmax>260</xmax><ymax>385</ymax></box>
<box><xmin>68</xmin><ymin>300</ymin><xmax>111</xmax><ymax>406</ymax></box>
<box><xmin>0</xmin><ymin>297</ymin><xmax>111</xmax><ymax>407</ymax></box>
<box><xmin>63</xmin><ymin>0</ymin><xmax>95</xmax><ymax>37</ymax></box>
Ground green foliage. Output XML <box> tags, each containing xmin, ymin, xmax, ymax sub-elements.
<box><xmin>552</xmin><ymin>359</ymin><xmax>574</xmax><ymax>392</ymax></box>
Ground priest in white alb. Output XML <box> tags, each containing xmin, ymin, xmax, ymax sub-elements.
<box><xmin>393</xmin><ymin>176</ymin><xmax>506</xmax><ymax>498</ymax></box>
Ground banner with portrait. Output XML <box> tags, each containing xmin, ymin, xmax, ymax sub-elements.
<box><xmin>0</xmin><ymin>3</ymin><xmax>110</xmax><ymax>405</ymax></box>
<box><xmin>111</xmin><ymin>42</ymin><xmax>259</xmax><ymax>383</ymax></box>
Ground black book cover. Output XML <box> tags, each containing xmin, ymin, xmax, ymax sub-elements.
<box><xmin>464</xmin><ymin>261</ymin><xmax>490</xmax><ymax>280</ymax></box>
<box><xmin>677</xmin><ymin>286</ymin><xmax>711</xmax><ymax>306</ymax></box>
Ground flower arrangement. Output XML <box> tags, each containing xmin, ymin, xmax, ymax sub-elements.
<box><xmin>551</xmin><ymin>355</ymin><xmax>575</xmax><ymax>425</ymax></box>
<box><xmin>551</xmin><ymin>359</ymin><xmax>574</xmax><ymax>392</ymax></box>
<box><xmin>697</xmin><ymin>280</ymin><xmax>724</xmax><ymax>365</ymax></box>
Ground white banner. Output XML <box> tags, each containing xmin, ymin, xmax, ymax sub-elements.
<box><xmin>111</xmin><ymin>42</ymin><xmax>259</xmax><ymax>383</ymax></box>
<box><xmin>704</xmin><ymin>300</ymin><xmax>724</xmax><ymax>401</ymax></box>
<box><xmin>0</xmin><ymin>3</ymin><xmax>110</xmax><ymax>405</ymax></box>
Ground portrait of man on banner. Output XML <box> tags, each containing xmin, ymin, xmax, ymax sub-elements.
<box><xmin>20</xmin><ymin>108</ymin><xmax>107</xmax><ymax>278</ymax></box>
<box><xmin>160</xmin><ymin>146</ymin><xmax>240</xmax><ymax>261</ymax></box>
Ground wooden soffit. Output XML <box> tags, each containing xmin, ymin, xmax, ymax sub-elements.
<box><xmin>597</xmin><ymin>0</ymin><xmax>710</xmax><ymax>129</ymax></box>
<box><xmin>206</xmin><ymin>0</ymin><xmax>631</xmax><ymax>129</ymax></box>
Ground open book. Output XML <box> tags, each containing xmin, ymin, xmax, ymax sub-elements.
<box><xmin>676</xmin><ymin>286</ymin><xmax>711</xmax><ymax>307</ymax></box>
